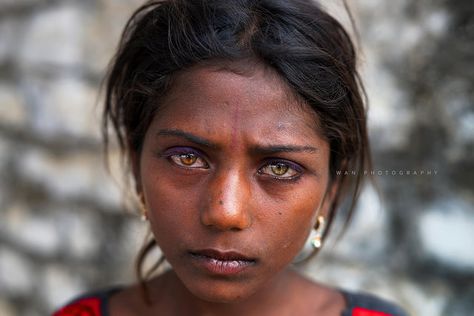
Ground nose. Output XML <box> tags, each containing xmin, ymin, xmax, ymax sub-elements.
<box><xmin>200</xmin><ymin>167</ymin><xmax>252</xmax><ymax>231</ymax></box>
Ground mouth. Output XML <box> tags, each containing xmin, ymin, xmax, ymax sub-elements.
<box><xmin>189</xmin><ymin>249</ymin><xmax>257</xmax><ymax>276</ymax></box>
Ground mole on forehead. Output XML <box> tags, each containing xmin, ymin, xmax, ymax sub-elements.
<box><xmin>277</xmin><ymin>122</ymin><xmax>288</xmax><ymax>131</ymax></box>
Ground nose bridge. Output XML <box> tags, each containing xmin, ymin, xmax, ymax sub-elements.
<box><xmin>201</xmin><ymin>165</ymin><xmax>252</xmax><ymax>231</ymax></box>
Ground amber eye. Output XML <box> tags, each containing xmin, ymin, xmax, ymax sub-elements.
<box><xmin>271</xmin><ymin>163</ymin><xmax>289</xmax><ymax>176</ymax></box>
<box><xmin>168</xmin><ymin>151</ymin><xmax>208</xmax><ymax>169</ymax></box>
<box><xmin>179</xmin><ymin>153</ymin><xmax>197</xmax><ymax>166</ymax></box>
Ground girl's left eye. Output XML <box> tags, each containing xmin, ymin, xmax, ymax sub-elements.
<box><xmin>258</xmin><ymin>161</ymin><xmax>301</xmax><ymax>179</ymax></box>
<box><xmin>168</xmin><ymin>152</ymin><xmax>209</xmax><ymax>168</ymax></box>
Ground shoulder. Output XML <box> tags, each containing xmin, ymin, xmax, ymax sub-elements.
<box><xmin>52</xmin><ymin>287</ymin><xmax>123</xmax><ymax>316</ymax></box>
<box><xmin>340</xmin><ymin>290</ymin><xmax>409</xmax><ymax>316</ymax></box>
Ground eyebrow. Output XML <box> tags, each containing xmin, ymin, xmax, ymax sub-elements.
<box><xmin>156</xmin><ymin>128</ymin><xmax>318</xmax><ymax>154</ymax></box>
<box><xmin>157</xmin><ymin>129</ymin><xmax>218</xmax><ymax>148</ymax></box>
<box><xmin>249</xmin><ymin>144</ymin><xmax>318</xmax><ymax>155</ymax></box>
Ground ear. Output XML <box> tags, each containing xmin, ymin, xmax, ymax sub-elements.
<box><xmin>130</xmin><ymin>149</ymin><xmax>142</xmax><ymax>195</ymax></box>
<box><xmin>318</xmin><ymin>180</ymin><xmax>339</xmax><ymax>219</ymax></box>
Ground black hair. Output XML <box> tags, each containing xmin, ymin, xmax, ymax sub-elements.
<box><xmin>103</xmin><ymin>0</ymin><xmax>371</xmax><ymax>303</ymax></box>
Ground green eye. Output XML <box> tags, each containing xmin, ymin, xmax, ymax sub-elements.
<box><xmin>271</xmin><ymin>163</ymin><xmax>289</xmax><ymax>176</ymax></box>
<box><xmin>259</xmin><ymin>161</ymin><xmax>300</xmax><ymax>179</ymax></box>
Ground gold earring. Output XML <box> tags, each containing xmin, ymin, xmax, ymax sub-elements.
<box><xmin>311</xmin><ymin>216</ymin><xmax>326</xmax><ymax>249</ymax></box>
<box><xmin>137</xmin><ymin>193</ymin><xmax>148</xmax><ymax>221</ymax></box>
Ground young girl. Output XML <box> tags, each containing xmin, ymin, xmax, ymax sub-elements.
<box><xmin>54</xmin><ymin>0</ymin><xmax>408</xmax><ymax>315</ymax></box>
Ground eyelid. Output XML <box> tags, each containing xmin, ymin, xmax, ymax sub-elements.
<box><xmin>264</xmin><ymin>158</ymin><xmax>304</xmax><ymax>172</ymax></box>
<box><xmin>162</xmin><ymin>146</ymin><xmax>204</xmax><ymax>157</ymax></box>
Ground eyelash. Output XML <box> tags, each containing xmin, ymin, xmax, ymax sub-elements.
<box><xmin>161</xmin><ymin>147</ymin><xmax>304</xmax><ymax>181</ymax></box>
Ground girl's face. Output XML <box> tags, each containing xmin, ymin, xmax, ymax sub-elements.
<box><xmin>137</xmin><ymin>63</ymin><xmax>331</xmax><ymax>303</ymax></box>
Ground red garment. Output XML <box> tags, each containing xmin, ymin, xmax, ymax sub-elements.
<box><xmin>53</xmin><ymin>297</ymin><xmax>101</xmax><ymax>316</ymax></box>
<box><xmin>353</xmin><ymin>307</ymin><xmax>392</xmax><ymax>316</ymax></box>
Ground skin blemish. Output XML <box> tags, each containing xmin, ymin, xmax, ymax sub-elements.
<box><xmin>277</xmin><ymin>122</ymin><xmax>287</xmax><ymax>131</ymax></box>
<box><xmin>219</xmin><ymin>200</ymin><xmax>224</xmax><ymax>205</ymax></box>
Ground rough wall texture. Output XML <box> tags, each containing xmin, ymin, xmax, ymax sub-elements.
<box><xmin>0</xmin><ymin>0</ymin><xmax>472</xmax><ymax>315</ymax></box>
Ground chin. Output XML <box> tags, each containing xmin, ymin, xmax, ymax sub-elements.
<box><xmin>185</xmin><ymin>279</ymin><xmax>258</xmax><ymax>304</ymax></box>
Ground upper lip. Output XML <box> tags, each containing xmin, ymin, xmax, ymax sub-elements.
<box><xmin>190</xmin><ymin>248</ymin><xmax>256</xmax><ymax>261</ymax></box>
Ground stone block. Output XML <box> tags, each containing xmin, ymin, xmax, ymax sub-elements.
<box><xmin>438</xmin><ymin>80</ymin><xmax>474</xmax><ymax>148</ymax></box>
<box><xmin>2</xmin><ymin>203</ymin><xmax>61</xmax><ymax>256</ymax></box>
<box><xmin>444</xmin><ymin>287</ymin><xmax>474</xmax><ymax>316</ymax></box>
<box><xmin>0</xmin><ymin>135</ymin><xmax>8</xmax><ymax>178</ymax></box>
<box><xmin>40</xmin><ymin>265</ymin><xmax>85</xmax><ymax>311</ymax></box>
<box><xmin>362</xmin><ymin>49</ymin><xmax>413</xmax><ymax>150</ymax></box>
<box><xmin>17</xmin><ymin>147</ymin><xmax>121</xmax><ymax>208</ymax></box>
<box><xmin>397</xmin><ymin>280</ymin><xmax>448</xmax><ymax>316</ymax></box>
<box><xmin>0</xmin><ymin>82</ymin><xmax>27</xmax><ymax>126</ymax></box>
<box><xmin>19</xmin><ymin>75</ymin><xmax>100</xmax><ymax>139</ymax></box>
<box><xmin>18</xmin><ymin>4</ymin><xmax>84</xmax><ymax>67</ymax></box>
<box><xmin>417</xmin><ymin>198</ymin><xmax>474</xmax><ymax>270</ymax></box>
<box><xmin>328</xmin><ymin>185</ymin><xmax>389</xmax><ymax>262</ymax></box>
<box><xmin>82</xmin><ymin>1</ymin><xmax>135</xmax><ymax>74</ymax></box>
<box><xmin>0</xmin><ymin>298</ymin><xmax>15</xmax><ymax>316</ymax></box>
<box><xmin>0</xmin><ymin>17</ymin><xmax>17</xmax><ymax>64</ymax></box>
<box><xmin>0</xmin><ymin>246</ymin><xmax>34</xmax><ymax>295</ymax></box>
<box><xmin>120</xmin><ymin>219</ymin><xmax>147</xmax><ymax>258</ymax></box>
<box><xmin>79</xmin><ymin>0</ymin><xmax>149</xmax><ymax>74</ymax></box>
<box><xmin>0</xmin><ymin>0</ymin><xmax>42</xmax><ymax>7</ymax></box>
<box><xmin>57</xmin><ymin>209</ymin><xmax>100</xmax><ymax>260</ymax></box>
<box><xmin>304</xmin><ymin>259</ymin><xmax>367</xmax><ymax>290</ymax></box>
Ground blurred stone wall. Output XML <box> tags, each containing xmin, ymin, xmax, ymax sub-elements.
<box><xmin>0</xmin><ymin>0</ymin><xmax>472</xmax><ymax>315</ymax></box>
<box><xmin>0</xmin><ymin>1</ymin><xmax>146</xmax><ymax>315</ymax></box>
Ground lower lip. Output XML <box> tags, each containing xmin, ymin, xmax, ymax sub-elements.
<box><xmin>190</xmin><ymin>253</ymin><xmax>256</xmax><ymax>275</ymax></box>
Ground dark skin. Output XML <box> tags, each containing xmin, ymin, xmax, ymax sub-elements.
<box><xmin>109</xmin><ymin>63</ymin><xmax>346</xmax><ymax>315</ymax></box>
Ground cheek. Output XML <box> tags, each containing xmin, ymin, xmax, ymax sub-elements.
<box><xmin>147</xmin><ymin>186</ymin><xmax>199</xmax><ymax>236</ymax></box>
<box><xmin>258</xmin><ymin>184</ymin><xmax>324</xmax><ymax>265</ymax></box>
<box><xmin>140</xmin><ymin>162</ymin><xmax>205</xmax><ymax>252</ymax></box>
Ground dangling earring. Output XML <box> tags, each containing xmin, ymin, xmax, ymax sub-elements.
<box><xmin>137</xmin><ymin>193</ymin><xmax>148</xmax><ymax>222</ymax></box>
<box><xmin>292</xmin><ymin>216</ymin><xmax>327</xmax><ymax>263</ymax></box>
<box><xmin>311</xmin><ymin>216</ymin><xmax>326</xmax><ymax>249</ymax></box>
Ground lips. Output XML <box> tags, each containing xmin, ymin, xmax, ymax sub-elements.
<box><xmin>191</xmin><ymin>249</ymin><xmax>255</xmax><ymax>261</ymax></box>
<box><xmin>189</xmin><ymin>249</ymin><xmax>257</xmax><ymax>275</ymax></box>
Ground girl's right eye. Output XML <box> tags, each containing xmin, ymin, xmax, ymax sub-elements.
<box><xmin>164</xmin><ymin>148</ymin><xmax>209</xmax><ymax>169</ymax></box>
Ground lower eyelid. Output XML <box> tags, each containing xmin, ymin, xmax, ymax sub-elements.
<box><xmin>259</xmin><ymin>165</ymin><xmax>302</xmax><ymax>179</ymax></box>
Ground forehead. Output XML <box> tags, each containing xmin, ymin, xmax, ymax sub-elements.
<box><xmin>152</xmin><ymin>62</ymin><xmax>323</xmax><ymax>142</ymax></box>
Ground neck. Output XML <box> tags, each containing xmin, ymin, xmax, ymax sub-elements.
<box><xmin>153</xmin><ymin>268</ymin><xmax>301</xmax><ymax>316</ymax></box>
